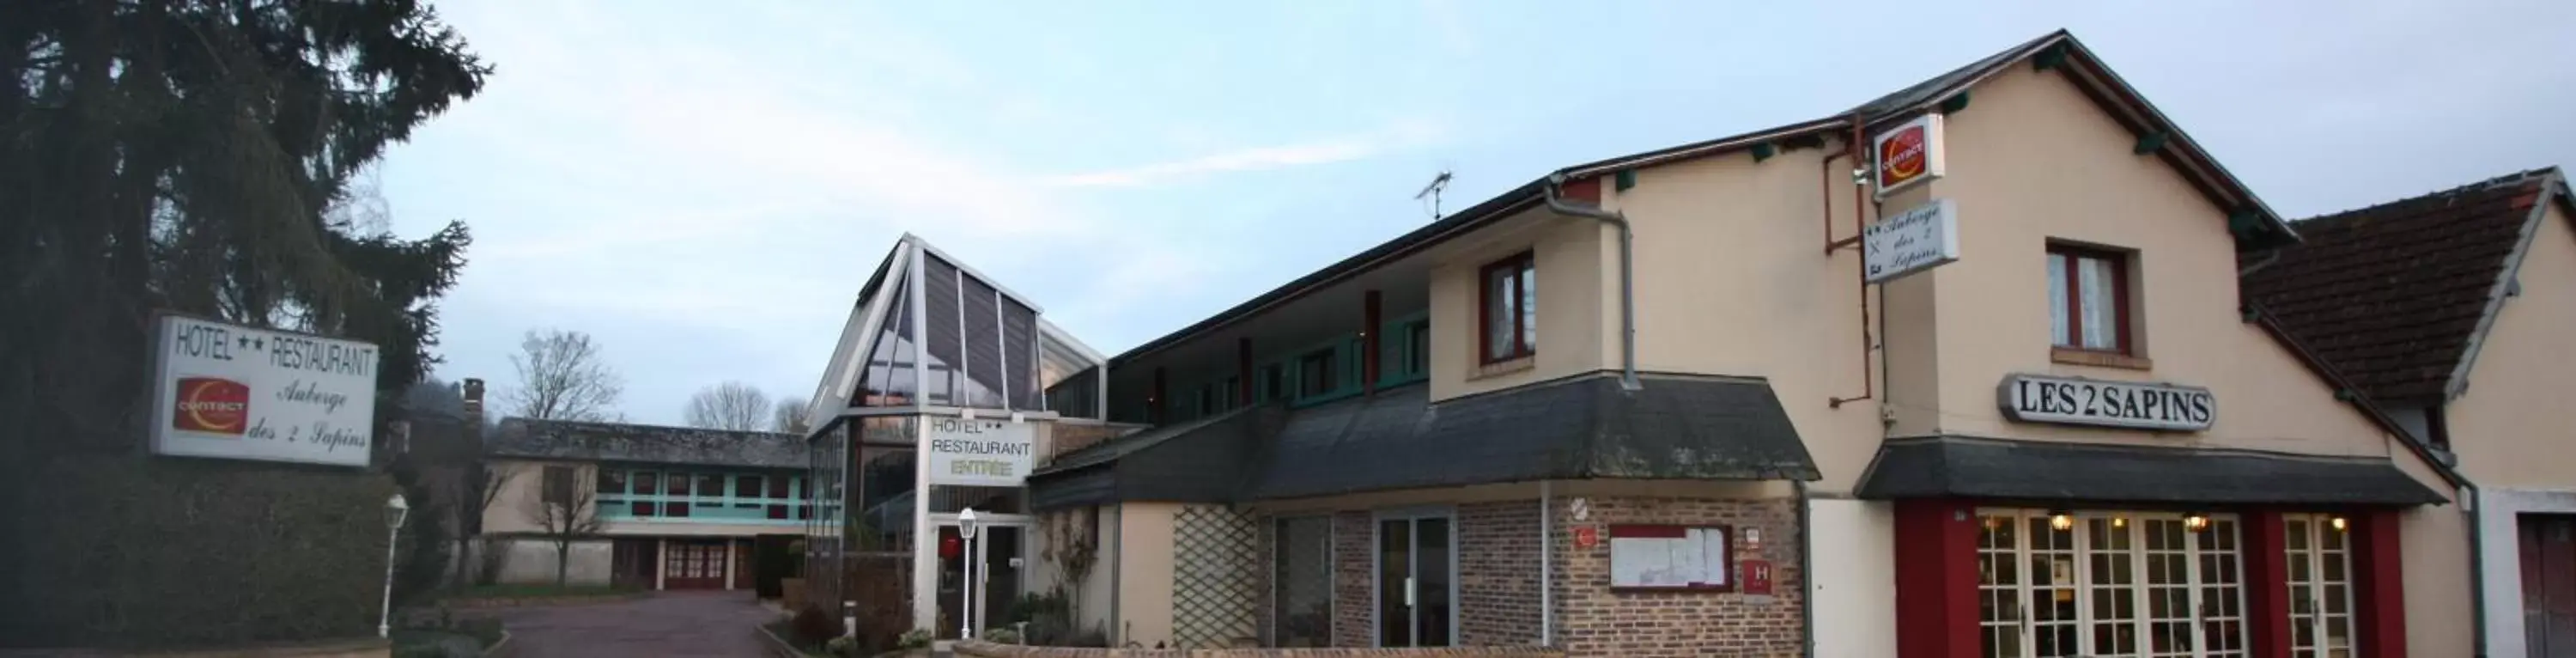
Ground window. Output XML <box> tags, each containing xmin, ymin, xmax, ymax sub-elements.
<box><xmin>1195</xmin><ymin>386</ymin><xmax>1214</xmax><ymax>417</ymax></box>
<box><xmin>1262</xmin><ymin>364</ymin><xmax>1285</xmax><ymax>402</ymax></box>
<box><xmin>1297</xmin><ymin>349</ymin><xmax>1336</xmax><ymax>398</ymax></box>
<box><xmin>595</xmin><ymin>469</ymin><xmax>626</xmax><ymax>495</ymax></box>
<box><xmin>1220</xmin><ymin>376</ymin><xmax>1239</xmax><ymax>411</ymax></box>
<box><xmin>736</xmin><ymin>475</ymin><xmax>766</xmax><ymax>509</ymax></box>
<box><xmin>2286</xmin><ymin>515</ymin><xmax>2357</xmax><ymax>657</ymax></box>
<box><xmin>542</xmin><ymin>466</ymin><xmax>576</xmax><ymax>506</ymax></box>
<box><xmin>633</xmin><ymin>472</ymin><xmax>659</xmax><ymax>496</ymax></box>
<box><xmin>769</xmin><ymin>476</ymin><xmax>792</xmax><ymax>499</ymax></box>
<box><xmin>1406</xmin><ymin>323</ymin><xmax>1431</xmax><ymax>375</ymax></box>
<box><xmin>667</xmin><ymin>472</ymin><xmax>691</xmax><ymax>496</ymax></box>
<box><xmin>697</xmin><ymin>474</ymin><xmax>724</xmax><ymax>498</ymax></box>
<box><xmin>1479</xmin><ymin>252</ymin><xmax>1535</xmax><ymax>363</ymax></box>
<box><xmin>2047</xmin><ymin>245</ymin><xmax>2130</xmax><ymax>353</ymax></box>
<box><xmin>1975</xmin><ymin>509</ymin><xmax>2245</xmax><ymax>658</ymax></box>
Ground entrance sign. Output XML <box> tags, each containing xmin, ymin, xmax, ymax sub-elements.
<box><xmin>1998</xmin><ymin>374</ymin><xmax>2215</xmax><ymax>432</ymax></box>
<box><xmin>1872</xmin><ymin>113</ymin><xmax>1947</xmax><ymax>197</ymax></box>
<box><xmin>150</xmin><ymin>314</ymin><xmax>380</xmax><ymax>466</ymax></box>
<box><xmin>1607</xmin><ymin>525</ymin><xmax>1731</xmax><ymax>591</ymax></box>
<box><xmin>1864</xmin><ymin>198</ymin><xmax>1961</xmax><ymax>283</ymax></box>
<box><xmin>925</xmin><ymin>417</ymin><xmax>1036</xmax><ymax>486</ymax></box>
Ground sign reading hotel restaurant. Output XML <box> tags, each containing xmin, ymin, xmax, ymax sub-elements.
<box><xmin>151</xmin><ymin>314</ymin><xmax>380</xmax><ymax>466</ymax></box>
<box><xmin>1998</xmin><ymin>374</ymin><xmax>2215</xmax><ymax>432</ymax></box>
<box><xmin>925</xmin><ymin>417</ymin><xmax>1036</xmax><ymax>487</ymax></box>
<box><xmin>1872</xmin><ymin>113</ymin><xmax>1947</xmax><ymax>197</ymax></box>
<box><xmin>1863</xmin><ymin>198</ymin><xmax>1961</xmax><ymax>283</ymax></box>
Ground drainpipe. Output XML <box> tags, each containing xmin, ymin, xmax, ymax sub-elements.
<box><xmin>1543</xmin><ymin>174</ymin><xmax>1640</xmax><ymax>391</ymax></box>
<box><xmin>2468</xmin><ymin>482</ymin><xmax>2489</xmax><ymax>658</ymax></box>
<box><xmin>1794</xmin><ymin>479</ymin><xmax>1814</xmax><ymax>658</ymax></box>
<box><xmin>1829</xmin><ymin>115</ymin><xmax>1875</xmax><ymax>409</ymax></box>
<box><xmin>1540</xmin><ymin>480</ymin><xmax>1554</xmax><ymax>646</ymax></box>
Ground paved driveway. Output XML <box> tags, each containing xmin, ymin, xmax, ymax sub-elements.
<box><xmin>488</xmin><ymin>591</ymin><xmax>777</xmax><ymax>657</ymax></box>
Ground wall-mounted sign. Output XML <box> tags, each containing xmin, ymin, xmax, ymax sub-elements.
<box><xmin>1739</xmin><ymin>559</ymin><xmax>1774</xmax><ymax>596</ymax></box>
<box><xmin>926</xmin><ymin>417</ymin><xmax>1036</xmax><ymax>486</ymax></box>
<box><xmin>1608</xmin><ymin>525</ymin><xmax>1731</xmax><ymax>591</ymax></box>
<box><xmin>1864</xmin><ymin>198</ymin><xmax>1961</xmax><ymax>283</ymax></box>
<box><xmin>1873</xmin><ymin>113</ymin><xmax>1947</xmax><ymax>197</ymax></box>
<box><xmin>1574</xmin><ymin>526</ymin><xmax>1599</xmax><ymax>550</ymax></box>
<box><xmin>1998</xmin><ymin>374</ymin><xmax>2215</xmax><ymax>432</ymax></box>
<box><xmin>150</xmin><ymin>314</ymin><xmax>380</xmax><ymax>466</ymax></box>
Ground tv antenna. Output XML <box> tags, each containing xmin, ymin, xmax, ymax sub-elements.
<box><xmin>1414</xmin><ymin>169</ymin><xmax>1453</xmax><ymax>220</ymax></box>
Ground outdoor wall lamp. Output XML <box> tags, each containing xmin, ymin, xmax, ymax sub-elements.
<box><xmin>380</xmin><ymin>493</ymin><xmax>409</xmax><ymax>639</ymax></box>
<box><xmin>2330</xmin><ymin>516</ymin><xmax>2348</xmax><ymax>532</ymax></box>
<box><xmin>2183</xmin><ymin>512</ymin><xmax>2211</xmax><ymax>532</ymax></box>
<box><xmin>2047</xmin><ymin>510</ymin><xmax>2075</xmax><ymax>531</ymax></box>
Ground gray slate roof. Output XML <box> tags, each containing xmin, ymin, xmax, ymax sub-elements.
<box><xmin>1854</xmin><ymin>436</ymin><xmax>2444</xmax><ymax>505</ymax></box>
<box><xmin>488</xmin><ymin>418</ymin><xmax>805</xmax><ymax>470</ymax></box>
<box><xmin>1026</xmin><ymin>372</ymin><xmax>1818</xmax><ymax>509</ymax></box>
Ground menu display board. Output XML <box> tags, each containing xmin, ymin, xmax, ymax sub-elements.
<box><xmin>1607</xmin><ymin>525</ymin><xmax>1731</xmax><ymax>591</ymax></box>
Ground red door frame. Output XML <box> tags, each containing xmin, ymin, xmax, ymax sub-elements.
<box><xmin>664</xmin><ymin>540</ymin><xmax>728</xmax><ymax>590</ymax></box>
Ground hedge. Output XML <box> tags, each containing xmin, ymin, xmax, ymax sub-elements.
<box><xmin>3</xmin><ymin>454</ymin><xmax>398</xmax><ymax>649</ymax></box>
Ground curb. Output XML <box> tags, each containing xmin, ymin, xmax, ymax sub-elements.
<box><xmin>480</xmin><ymin>631</ymin><xmax>514</xmax><ymax>658</ymax></box>
<box><xmin>753</xmin><ymin>623</ymin><xmax>809</xmax><ymax>658</ymax></box>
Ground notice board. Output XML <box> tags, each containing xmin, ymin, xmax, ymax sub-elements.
<box><xmin>1607</xmin><ymin>524</ymin><xmax>1731</xmax><ymax>591</ymax></box>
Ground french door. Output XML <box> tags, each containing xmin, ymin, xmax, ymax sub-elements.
<box><xmin>1376</xmin><ymin>510</ymin><xmax>1455</xmax><ymax>647</ymax></box>
<box><xmin>2284</xmin><ymin>515</ymin><xmax>2358</xmax><ymax>658</ymax></box>
<box><xmin>664</xmin><ymin>540</ymin><xmax>728</xmax><ymax>589</ymax></box>
<box><xmin>1977</xmin><ymin>510</ymin><xmax>2247</xmax><ymax>658</ymax></box>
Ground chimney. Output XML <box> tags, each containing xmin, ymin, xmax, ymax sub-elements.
<box><xmin>462</xmin><ymin>378</ymin><xmax>485</xmax><ymax>419</ymax></box>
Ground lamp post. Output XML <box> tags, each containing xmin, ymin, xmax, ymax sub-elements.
<box><xmin>957</xmin><ymin>508</ymin><xmax>980</xmax><ymax>642</ymax></box>
<box><xmin>380</xmin><ymin>493</ymin><xmax>409</xmax><ymax>639</ymax></box>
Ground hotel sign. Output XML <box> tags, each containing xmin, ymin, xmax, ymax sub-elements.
<box><xmin>1863</xmin><ymin>198</ymin><xmax>1960</xmax><ymax>283</ymax></box>
<box><xmin>1872</xmin><ymin>113</ymin><xmax>1947</xmax><ymax>198</ymax></box>
<box><xmin>1998</xmin><ymin>374</ymin><xmax>2215</xmax><ymax>432</ymax></box>
<box><xmin>151</xmin><ymin>314</ymin><xmax>380</xmax><ymax>466</ymax></box>
<box><xmin>926</xmin><ymin>417</ymin><xmax>1036</xmax><ymax>487</ymax></box>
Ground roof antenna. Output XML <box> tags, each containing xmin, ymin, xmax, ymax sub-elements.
<box><xmin>1414</xmin><ymin>169</ymin><xmax>1453</xmax><ymax>220</ymax></box>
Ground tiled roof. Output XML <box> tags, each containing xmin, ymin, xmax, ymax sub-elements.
<box><xmin>487</xmin><ymin>417</ymin><xmax>805</xmax><ymax>470</ymax></box>
<box><xmin>2242</xmin><ymin>168</ymin><xmax>2562</xmax><ymax>403</ymax></box>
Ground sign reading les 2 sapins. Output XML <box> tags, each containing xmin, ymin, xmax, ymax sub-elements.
<box><xmin>152</xmin><ymin>314</ymin><xmax>380</xmax><ymax>466</ymax></box>
<box><xmin>1872</xmin><ymin>113</ymin><xmax>1947</xmax><ymax>198</ymax></box>
<box><xmin>1998</xmin><ymin>374</ymin><xmax>2215</xmax><ymax>432</ymax></box>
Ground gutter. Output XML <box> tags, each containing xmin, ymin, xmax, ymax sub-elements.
<box><xmin>1542</xmin><ymin>174</ymin><xmax>1641</xmax><ymax>391</ymax></box>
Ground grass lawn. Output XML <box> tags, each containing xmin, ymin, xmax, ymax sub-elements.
<box><xmin>441</xmin><ymin>583</ymin><xmax>642</xmax><ymax>600</ymax></box>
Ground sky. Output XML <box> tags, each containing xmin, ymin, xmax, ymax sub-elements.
<box><xmin>378</xmin><ymin>0</ymin><xmax>2576</xmax><ymax>426</ymax></box>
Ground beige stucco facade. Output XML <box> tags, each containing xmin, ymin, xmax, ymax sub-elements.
<box><xmin>481</xmin><ymin>460</ymin><xmax>597</xmax><ymax>535</ymax></box>
<box><xmin>2451</xmin><ymin>203</ymin><xmax>2576</xmax><ymax>490</ymax></box>
<box><xmin>1113</xmin><ymin>502</ymin><xmax>1180</xmax><ymax>649</ymax></box>
<box><xmin>1425</xmin><ymin>207</ymin><xmax>1612</xmax><ymax>401</ymax></box>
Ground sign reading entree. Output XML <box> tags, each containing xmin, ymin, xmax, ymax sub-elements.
<box><xmin>925</xmin><ymin>417</ymin><xmax>1036</xmax><ymax>487</ymax></box>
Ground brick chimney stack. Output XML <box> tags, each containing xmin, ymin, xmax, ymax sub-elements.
<box><xmin>462</xmin><ymin>377</ymin><xmax>485</xmax><ymax>419</ymax></box>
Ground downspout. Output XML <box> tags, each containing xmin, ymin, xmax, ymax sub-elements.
<box><xmin>2469</xmin><ymin>480</ymin><xmax>2489</xmax><ymax>658</ymax></box>
<box><xmin>1540</xmin><ymin>480</ymin><xmax>1554</xmax><ymax>646</ymax></box>
<box><xmin>1543</xmin><ymin>174</ymin><xmax>1640</xmax><ymax>391</ymax></box>
<box><xmin>1830</xmin><ymin>115</ymin><xmax>1875</xmax><ymax>408</ymax></box>
<box><xmin>1794</xmin><ymin>478</ymin><xmax>1814</xmax><ymax>658</ymax></box>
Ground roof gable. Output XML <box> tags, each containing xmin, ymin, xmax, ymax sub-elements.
<box><xmin>2242</xmin><ymin>168</ymin><xmax>2564</xmax><ymax>403</ymax></box>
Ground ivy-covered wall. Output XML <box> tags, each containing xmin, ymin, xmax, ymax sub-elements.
<box><xmin>3</xmin><ymin>454</ymin><xmax>397</xmax><ymax>649</ymax></box>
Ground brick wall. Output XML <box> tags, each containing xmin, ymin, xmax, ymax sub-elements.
<box><xmin>1331</xmin><ymin>512</ymin><xmax>1374</xmax><ymax>648</ymax></box>
<box><xmin>1456</xmin><ymin>503</ymin><xmax>1541</xmax><ymax>646</ymax></box>
<box><xmin>1552</xmin><ymin>497</ymin><xmax>1802</xmax><ymax>658</ymax></box>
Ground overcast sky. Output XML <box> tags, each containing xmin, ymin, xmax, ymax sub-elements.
<box><xmin>378</xmin><ymin>1</ymin><xmax>2576</xmax><ymax>425</ymax></box>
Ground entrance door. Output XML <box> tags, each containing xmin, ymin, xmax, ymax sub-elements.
<box><xmin>1376</xmin><ymin>511</ymin><xmax>1454</xmax><ymax>647</ymax></box>
<box><xmin>937</xmin><ymin>524</ymin><xmax>1027</xmax><ymax>639</ymax></box>
<box><xmin>665</xmin><ymin>540</ymin><xmax>728</xmax><ymax>590</ymax></box>
<box><xmin>2524</xmin><ymin>515</ymin><xmax>2576</xmax><ymax>657</ymax></box>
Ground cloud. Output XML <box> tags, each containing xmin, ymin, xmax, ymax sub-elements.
<box><xmin>1042</xmin><ymin>120</ymin><xmax>1449</xmax><ymax>188</ymax></box>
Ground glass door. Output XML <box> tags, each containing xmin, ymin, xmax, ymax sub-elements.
<box><xmin>1376</xmin><ymin>512</ymin><xmax>1453</xmax><ymax>647</ymax></box>
<box><xmin>2286</xmin><ymin>515</ymin><xmax>2356</xmax><ymax>658</ymax></box>
<box><xmin>1976</xmin><ymin>510</ymin><xmax>2245</xmax><ymax>658</ymax></box>
<box><xmin>936</xmin><ymin>522</ymin><xmax>1027</xmax><ymax>640</ymax></box>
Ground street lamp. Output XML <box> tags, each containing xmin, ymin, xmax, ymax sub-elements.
<box><xmin>380</xmin><ymin>493</ymin><xmax>409</xmax><ymax>639</ymax></box>
<box><xmin>957</xmin><ymin>508</ymin><xmax>980</xmax><ymax>641</ymax></box>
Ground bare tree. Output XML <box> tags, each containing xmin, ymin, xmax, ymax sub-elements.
<box><xmin>448</xmin><ymin>464</ymin><xmax>517</xmax><ymax>587</ymax></box>
<box><xmin>685</xmin><ymin>381</ymin><xmax>771</xmax><ymax>431</ymax></box>
<box><xmin>521</xmin><ymin>465</ymin><xmax>602</xmax><ymax>587</ymax></box>
<box><xmin>507</xmin><ymin>329</ymin><xmax>623</xmax><ymax>422</ymax></box>
<box><xmin>772</xmin><ymin>396</ymin><xmax>811</xmax><ymax>435</ymax></box>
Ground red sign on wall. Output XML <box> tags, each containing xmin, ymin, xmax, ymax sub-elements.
<box><xmin>1740</xmin><ymin>559</ymin><xmax>1774</xmax><ymax>596</ymax></box>
<box><xmin>1573</xmin><ymin>526</ymin><xmax>1598</xmax><ymax>550</ymax></box>
<box><xmin>173</xmin><ymin>376</ymin><xmax>250</xmax><ymax>436</ymax></box>
<box><xmin>1871</xmin><ymin>113</ymin><xmax>1947</xmax><ymax>196</ymax></box>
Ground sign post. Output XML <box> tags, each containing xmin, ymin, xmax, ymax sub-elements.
<box><xmin>150</xmin><ymin>314</ymin><xmax>380</xmax><ymax>467</ymax></box>
<box><xmin>958</xmin><ymin>508</ymin><xmax>981</xmax><ymax>640</ymax></box>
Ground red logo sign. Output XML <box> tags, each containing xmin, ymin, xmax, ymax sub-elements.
<box><xmin>1740</xmin><ymin>559</ymin><xmax>1774</xmax><ymax>595</ymax></box>
<box><xmin>1878</xmin><ymin>125</ymin><xmax>1929</xmax><ymax>188</ymax></box>
<box><xmin>174</xmin><ymin>377</ymin><xmax>249</xmax><ymax>435</ymax></box>
<box><xmin>1573</xmin><ymin>526</ymin><xmax>1599</xmax><ymax>550</ymax></box>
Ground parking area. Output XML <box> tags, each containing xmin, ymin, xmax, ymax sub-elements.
<box><xmin>485</xmin><ymin>591</ymin><xmax>776</xmax><ymax>657</ymax></box>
